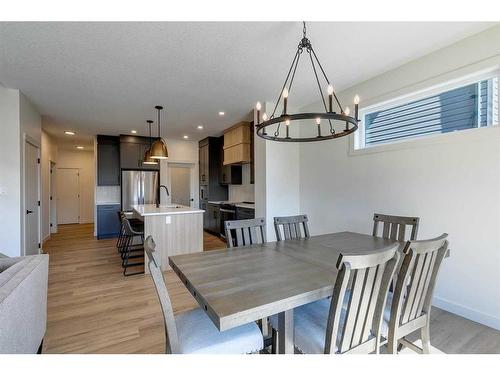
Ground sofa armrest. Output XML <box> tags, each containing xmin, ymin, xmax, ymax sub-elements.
<box><xmin>0</xmin><ymin>254</ymin><xmax>49</xmax><ymax>353</ymax></box>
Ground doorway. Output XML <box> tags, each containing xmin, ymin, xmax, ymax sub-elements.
<box><xmin>24</xmin><ymin>139</ymin><xmax>40</xmax><ymax>256</ymax></box>
<box><xmin>168</xmin><ymin>163</ymin><xmax>194</xmax><ymax>207</ymax></box>
<box><xmin>50</xmin><ymin>161</ymin><xmax>57</xmax><ymax>233</ymax></box>
<box><xmin>56</xmin><ymin>168</ymin><xmax>80</xmax><ymax>224</ymax></box>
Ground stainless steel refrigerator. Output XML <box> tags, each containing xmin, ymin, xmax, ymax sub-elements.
<box><xmin>121</xmin><ymin>170</ymin><xmax>159</xmax><ymax>212</ymax></box>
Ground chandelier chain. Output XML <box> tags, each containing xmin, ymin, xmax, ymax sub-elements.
<box><xmin>308</xmin><ymin>50</ymin><xmax>334</xmax><ymax>132</ymax></box>
<box><xmin>303</xmin><ymin>21</ymin><xmax>306</xmax><ymax>38</ymax></box>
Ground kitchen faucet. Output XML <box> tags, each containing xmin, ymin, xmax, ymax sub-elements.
<box><xmin>156</xmin><ymin>184</ymin><xmax>170</xmax><ymax>208</ymax></box>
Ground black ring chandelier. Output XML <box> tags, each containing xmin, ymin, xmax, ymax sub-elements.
<box><xmin>255</xmin><ymin>22</ymin><xmax>360</xmax><ymax>142</ymax></box>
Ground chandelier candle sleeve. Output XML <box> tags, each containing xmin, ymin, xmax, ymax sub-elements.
<box><xmin>283</xmin><ymin>88</ymin><xmax>289</xmax><ymax>115</ymax></box>
<box><xmin>327</xmin><ymin>84</ymin><xmax>334</xmax><ymax>112</ymax></box>
<box><xmin>256</xmin><ymin>102</ymin><xmax>261</xmax><ymax>125</ymax></box>
<box><xmin>316</xmin><ymin>117</ymin><xmax>321</xmax><ymax>137</ymax></box>
<box><xmin>354</xmin><ymin>95</ymin><xmax>360</xmax><ymax>120</ymax></box>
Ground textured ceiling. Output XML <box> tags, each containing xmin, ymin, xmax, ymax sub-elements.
<box><xmin>0</xmin><ymin>22</ymin><xmax>495</xmax><ymax>146</ymax></box>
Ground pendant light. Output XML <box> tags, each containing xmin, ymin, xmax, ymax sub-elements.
<box><xmin>255</xmin><ymin>22</ymin><xmax>360</xmax><ymax>142</ymax></box>
<box><xmin>150</xmin><ymin>105</ymin><xmax>169</xmax><ymax>159</ymax></box>
<box><xmin>143</xmin><ymin>120</ymin><xmax>158</xmax><ymax>165</ymax></box>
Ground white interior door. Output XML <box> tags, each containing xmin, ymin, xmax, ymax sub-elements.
<box><xmin>24</xmin><ymin>141</ymin><xmax>40</xmax><ymax>255</ymax></box>
<box><xmin>169</xmin><ymin>164</ymin><xmax>192</xmax><ymax>207</ymax></box>
<box><xmin>57</xmin><ymin>168</ymin><xmax>80</xmax><ymax>224</ymax></box>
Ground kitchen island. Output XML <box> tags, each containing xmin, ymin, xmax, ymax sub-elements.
<box><xmin>132</xmin><ymin>204</ymin><xmax>204</xmax><ymax>272</ymax></box>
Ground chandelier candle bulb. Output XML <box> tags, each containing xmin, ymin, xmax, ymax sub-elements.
<box><xmin>316</xmin><ymin>117</ymin><xmax>321</xmax><ymax>137</ymax></box>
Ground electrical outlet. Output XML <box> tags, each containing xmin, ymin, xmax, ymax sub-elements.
<box><xmin>165</xmin><ymin>216</ymin><xmax>171</xmax><ymax>224</ymax></box>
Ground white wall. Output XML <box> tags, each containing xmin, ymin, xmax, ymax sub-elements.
<box><xmin>254</xmin><ymin>102</ymin><xmax>301</xmax><ymax>241</ymax></box>
<box><xmin>57</xmin><ymin>149</ymin><xmax>95</xmax><ymax>224</ymax></box>
<box><xmin>19</xmin><ymin>93</ymin><xmax>42</xmax><ymax>254</ymax></box>
<box><xmin>41</xmin><ymin>130</ymin><xmax>58</xmax><ymax>242</ymax></box>
<box><xmin>159</xmin><ymin>138</ymin><xmax>199</xmax><ymax>207</ymax></box>
<box><xmin>297</xmin><ymin>25</ymin><xmax>500</xmax><ymax>329</ymax></box>
<box><xmin>0</xmin><ymin>88</ymin><xmax>42</xmax><ymax>257</ymax></box>
<box><xmin>0</xmin><ymin>87</ymin><xmax>21</xmax><ymax>256</ymax></box>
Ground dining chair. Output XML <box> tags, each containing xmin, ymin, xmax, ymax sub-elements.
<box><xmin>145</xmin><ymin>236</ymin><xmax>264</xmax><ymax>354</ymax></box>
<box><xmin>270</xmin><ymin>245</ymin><xmax>400</xmax><ymax>354</ymax></box>
<box><xmin>385</xmin><ymin>233</ymin><xmax>449</xmax><ymax>354</ymax></box>
<box><xmin>274</xmin><ymin>214</ymin><xmax>310</xmax><ymax>241</ymax></box>
<box><xmin>372</xmin><ymin>213</ymin><xmax>420</xmax><ymax>241</ymax></box>
<box><xmin>224</xmin><ymin>218</ymin><xmax>266</xmax><ymax>248</ymax></box>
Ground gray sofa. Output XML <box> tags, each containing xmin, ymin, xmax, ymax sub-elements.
<box><xmin>0</xmin><ymin>254</ymin><xmax>49</xmax><ymax>353</ymax></box>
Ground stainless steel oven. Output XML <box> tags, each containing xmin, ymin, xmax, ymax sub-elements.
<box><xmin>219</xmin><ymin>204</ymin><xmax>236</xmax><ymax>238</ymax></box>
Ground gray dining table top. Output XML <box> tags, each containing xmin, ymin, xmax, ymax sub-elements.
<box><xmin>168</xmin><ymin>231</ymin><xmax>400</xmax><ymax>332</ymax></box>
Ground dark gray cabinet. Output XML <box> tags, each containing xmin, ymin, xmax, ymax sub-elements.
<box><xmin>198</xmin><ymin>137</ymin><xmax>228</xmax><ymax>222</ymax></box>
<box><xmin>120</xmin><ymin>135</ymin><xmax>160</xmax><ymax>170</ymax></box>
<box><xmin>97</xmin><ymin>204</ymin><xmax>121</xmax><ymax>239</ymax></box>
<box><xmin>200</xmin><ymin>200</ymin><xmax>209</xmax><ymax>230</ymax></box>
<box><xmin>220</xmin><ymin>165</ymin><xmax>242</xmax><ymax>185</ymax></box>
<box><xmin>199</xmin><ymin>143</ymin><xmax>209</xmax><ymax>185</ymax></box>
<box><xmin>206</xmin><ymin>203</ymin><xmax>220</xmax><ymax>234</ymax></box>
<box><xmin>97</xmin><ymin>135</ymin><xmax>120</xmax><ymax>186</ymax></box>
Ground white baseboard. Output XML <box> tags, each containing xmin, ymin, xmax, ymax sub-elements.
<box><xmin>433</xmin><ymin>296</ymin><xmax>500</xmax><ymax>331</ymax></box>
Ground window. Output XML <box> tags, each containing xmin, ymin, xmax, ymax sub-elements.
<box><xmin>357</xmin><ymin>73</ymin><xmax>499</xmax><ymax>149</ymax></box>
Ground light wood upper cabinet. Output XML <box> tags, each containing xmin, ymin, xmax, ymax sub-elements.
<box><xmin>223</xmin><ymin>121</ymin><xmax>251</xmax><ymax>165</ymax></box>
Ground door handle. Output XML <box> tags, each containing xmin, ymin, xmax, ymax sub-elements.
<box><xmin>26</xmin><ymin>210</ymin><xmax>33</xmax><ymax>214</ymax></box>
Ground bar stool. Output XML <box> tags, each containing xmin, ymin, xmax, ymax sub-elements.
<box><xmin>121</xmin><ymin>217</ymin><xmax>145</xmax><ymax>276</ymax></box>
<box><xmin>117</xmin><ymin>211</ymin><xmax>144</xmax><ymax>254</ymax></box>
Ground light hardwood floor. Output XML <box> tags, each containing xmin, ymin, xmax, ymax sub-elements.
<box><xmin>42</xmin><ymin>224</ymin><xmax>500</xmax><ymax>354</ymax></box>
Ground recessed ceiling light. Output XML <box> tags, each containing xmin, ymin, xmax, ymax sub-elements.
<box><xmin>183</xmin><ymin>135</ymin><xmax>189</xmax><ymax>139</ymax></box>
<box><xmin>76</xmin><ymin>146</ymin><xmax>84</xmax><ymax>149</ymax></box>
<box><xmin>64</xmin><ymin>131</ymin><xmax>75</xmax><ymax>135</ymax></box>
<box><xmin>197</xmin><ymin>125</ymin><xmax>203</xmax><ymax>130</ymax></box>
<box><xmin>218</xmin><ymin>111</ymin><xmax>225</xmax><ymax>116</ymax></box>
<box><xmin>131</xmin><ymin>130</ymin><xmax>137</xmax><ymax>134</ymax></box>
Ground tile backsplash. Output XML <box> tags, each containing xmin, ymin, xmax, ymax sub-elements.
<box><xmin>96</xmin><ymin>185</ymin><xmax>120</xmax><ymax>204</ymax></box>
<box><xmin>228</xmin><ymin>164</ymin><xmax>254</xmax><ymax>202</ymax></box>
<box><xmin>228</xmin><ymin>184</ymin><xmax>254</xmax><ymax>202</ymax></box>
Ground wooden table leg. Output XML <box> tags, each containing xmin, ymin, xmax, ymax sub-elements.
<box><xmin>278</xmin><ymin>309</ymin><xmax>294</xmax><ymax>354</ymax></box>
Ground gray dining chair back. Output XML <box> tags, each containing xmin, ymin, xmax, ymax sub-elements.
<box><xmin>274</xmin><ymin>214</ymin><xmax>310</xmax><ymax>241</ymax></box>
<box><xmin>372</xmin><ymin>213</ymin><xmax>419</xmax><ymax>242</ymax></box>
<box><xmin>225</xmin><ymin>218</ymin><xmax>266</xmax><ymax>248</ymax></box>
<box><xmin>387</xmin><ymin>234</ymin><xmax>449</xmax><ymax>354</ymax></box>
<box><xmin>145</xmin><ymin>236</ymin><xmax>180</xmax><ymax>354</ymax></box>
<box><xmin>325</xmin><ymin>245</ymin><xmax>400</xmax><ymax>354</ymax></box>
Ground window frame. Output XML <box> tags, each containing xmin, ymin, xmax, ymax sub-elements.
<box><xmin>352</xmin><ymin>68</ymin><xmax>500</xmax><ymax>154</ymax></box>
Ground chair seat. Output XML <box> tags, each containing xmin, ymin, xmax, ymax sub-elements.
<box><xmin>270</xmin><ymin>294</ymin><xmax>391</xmax><ymax>354</ymax></box>
<box><xmin>269</xmin><ymin>299</ymin><xmax>343</xmax><ymax>354</ymax></box>
<box><xmin>175</xmin><ymin>308</ymin><xmax>264</xmax><ymax>354</ymax></box>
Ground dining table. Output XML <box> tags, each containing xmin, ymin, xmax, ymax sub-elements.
<box><xmin>168</xmin><ymin>231</ymin><xmax>401</xmax><ymax>354</ymax></box>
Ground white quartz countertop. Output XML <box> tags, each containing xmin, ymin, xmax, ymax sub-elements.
<box><xmin>132</xmin><ymin>204</ymin><xmax>204</xmax><ymax>217</ymax></box>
